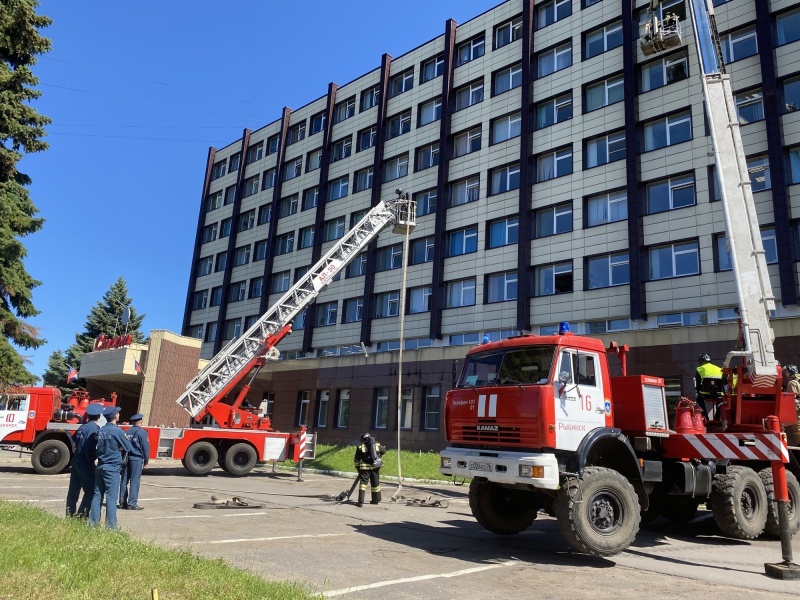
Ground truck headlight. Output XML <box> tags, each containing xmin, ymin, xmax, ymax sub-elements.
<box><xmin>441</xmin><ymin>457</ymin><xmax>451</xmax><ymax>469</ymax></box>
<box><xmin>519</xmin><ymin>465</ymin><xmax>544</xmax><ymax>478</ymax></box>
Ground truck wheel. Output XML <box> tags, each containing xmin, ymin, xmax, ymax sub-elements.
<box><xmin>182</xmin><ymin>441</ymin><xmax>218</xmax><ymax>475</ymax></box>
<box><xmin>468</xmin><ymin>480</ymin><xmax>537</xmax><ymax>535</ymax></box>
<box><xmin>32</xmin><ymin>439</ymin><xmax>71</xmax><ymax>475</ymax></box>
<box><xmin>661</xmin><ymin>498</ymin><xmax>700</xmax><ymax>523</ymax></box>
<box><xmin>758</xmin><ymin>468</ymin><xmax>800</xmax><ymax>538</ymax></box>
<box><xmin>710</xmin><ymin>465</ymin><xmax>767</xmax><ymax>539</ymax></box>
<box><xmin>555</xmin><ymin>467</ymin><xmax>641</xmax><ymax>557</ymax></box>
<box><xmin>223</xmin><ymin>443</ymin><xmax>257</xmax><ymax>477</ymax></box>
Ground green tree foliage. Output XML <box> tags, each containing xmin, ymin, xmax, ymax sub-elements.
<box><xmin>0</xmin><ymin>1</ymin><xmax>51</xmax><ymax>389</ymax></box>
<box><xmin>40</xmin><ymin>348</ymin><xmax>70</xmax><ymax>395</ymax></box>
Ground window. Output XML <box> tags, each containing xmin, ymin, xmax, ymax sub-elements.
<box><xmin>537</xmin><ymin>0</ymin><xmax>570</xmax><ymax>30</ymax></box>
<box><xmin>324</xmin><ymin>216</ymin><xmax>346</xmax><ymax>242</ymax></box>
<box><xmin>287</xmin><ymin>122</ymin><xmax>305</xmax><ymax>145</ymax></box>
<box><xmin>535</xmin><ymin>262</ymin><xmax>573</xmax><ymax>296</ymax></box>
<box><xmin>448</xmin><ymin>226</ymin><xmax>478</xmax><ymax>257</ymax></box>
<box><xmin>761</xmin><ymin>227</ymin><xmax>778</xmax><ymax>264</ymax></box>
<box><xmin>346</xmin><ymin>252</ymin><xmax>367</xmax><ymax>278</ymax></box>
<box><xmin>537</xmin><ymin>42</ymin><xmax>571</xmax><ymax>78</ymax></box>
<box><xmin>487</xmin><ymin>272</ymin><xmax>517</xmax><ymax>302</ymax></box>
<box><xmin>646</xmin><ymin>174</ymin><xmax>695</xmax><ymax>214</ymax></box>
<box><xmin>490</xmin><ymin>164</ymin><xmax>520</xmax><ymax>194</ymax></box>
<box><xmin>189</xmin><ymin>324</ymin><xmax>204</xmax><ymax>340</ymax></box>
<box><xmin>266</xmin><ymin>134</ymin><xmax>279</xmax><ymax>155</ymax></box>
<box><xmin>374</xmin><ymin>388</ymin><xmax>389</xmax><ymax>429</ymax></box>
<box><xmin>384</xmin><ymin>154</ymin><xmax>409</xmax><ymax>182</ymax></box>
<box><xmin>535</xmin><ymin>203</ymin><xmax>572</xmax><ymax>237</ymax></box>
<box><xmin>228</xmin><ymin>153</ymin><xmax>240</xmax><ymax>171</ymax></box>
<box><xmin>416</xmin><ymin>143</ymin><xmax>439</xmax><ymax>171</ymax></box>
<box><xmin>242</xmin><ymin>175</ymin><xmax>259</xmax><ymax>198</ymax></box>
<box><xmin>317</xmin><ymin>390</ymin><xmax>330</xmax><ymax>428</ymax></box>
<box><xmin>298</xmin><ymin>391</ymin><xmax>310</xmax><ymax>427</ymax></box>
<box><xmin>776</xmin><ymin>8</ymin><xmax>800</xmax><ymax>46</ymax></box>
<box><xmin>586</xmin><ymin>131</ymin><xmax>625</xmax><ymax>168</ymax></box>
<box><xmin>214</xmin><ymin>253</ymin><xmax>227</xmax><ymax>272</ymax></box>
<box><xmin>493</xmin><ymin>63</ymin><xmax>522</xmax><ymax>95</ymax></box>
<box><xmin>535</xmin><ymin>94</ymin><xmax>572</xmax><ymax>130</ymax></box>
<box><xmin>344</xmin><ymin>297</ymin><xmax>363</xmax><ymax>323</ymax></box>
<box><xmin>649</xmin><ymin>241</ymin><xmax>700</xmax><ymax>279</ymax></box>
<box><xmin>377</xmin><ymin>243</ymin><xmax>403</xmax><ymax>271</ymax></box>
<box><xmin>735</xmin><ymin>89</ymin><xmax>764</xmax><ymax>125</ymax></box>
<box><xmin>201</xmin><ymin>223</ymin><xmax>217</xmax><ymax>244</ymax></box>
<box><xmin>415</xmin><ymin>189</ymin><xmax>437</xmax><ymax>216</ymax></box>
<box><xmin>357</xmin><ymin>126</ymin><xmax>378</xmax><ymax>151</ymax></box>
<box><xmin>294</xmin><ymin>309</ymin><xmax>307</xmax><ymax>331</ymax></box>
<box><xmin>329</xmin><ymin>176</ymin><xmax>349</xmax><ymax>201</ymax></box>
<box><xmin>334</xmin><ymin>96</ymin><xmax>356</xmax><ymax>123</ymax></box>
<box><xmin>585</xmin><ymin>74</ymin><xmax>623</xmax><ymax>111</ymax></box>
<box><xmin>283</xmin><ymin>157</ymin><xmax>302</xmax><ymax>181</ymax></box>
<box><xmin>587</xmin><ymin>319</ymin><xmax>631</xmax><ymax>334</ymax></box>
<box><xmin>331</xmin><ymin>136</ymin><xmax>352</xmax><ymax>162</ymax></box>
<box><xmin>657</xmin><ymin>311</ymin><xmax>707</xmax><ymax>327</ymax></box>
<box><xmin>278</xmin><ymin>195</ymin><xmax>298</xmax><ymax>218</ymax></box>
<box><xmin>451</xmin><ymin>176</ymin><xmax>480</xmax><ymax>206</ymax></box>
<box><xmin>354</xmin><ymin>167</ymin><xmax>373</xmax><ymax>192</ymax></box>
<box><xmin>316</xmin><ymin>301</ymin><xmax>338</xmax><ymax>326</ymax></box>
<box><xmin>337</xmin><ymin>389</ymin><xmax>350</xmax><ymax>428</ymax></box>
<box><xmin>361</xmin><ymin>85</ymin><xmax>380</xmax><ymax>111</ymax></box>
<box><xmin>253</xmin><ymin>240</ymin><xmax>267</xmax><ymax>262</ymax></box>
<box><xmin>641</xmin><ymin>51</ymin><xmax>688</xmax><ymax>92</ymax></box>
<box><xmin>400</xmin><ymin>387</ymin><xmax>413</xmax><ymax>430</ymax></box>
<box><xmin>423</xmin><ymin>386</ymin><xmax>441</xmax><ymax>430</ymax></box>
<box><xmin>206</xmin><ymin>191</ymin><xmax>223</xmax><ymax>212</ymax></box>
<box><xmin>223</xmin><ymin>318</ymin><xmax>242</xmax><ymax>341</ymax></box>
<box><xmin>210</xmin><ymin>286</ymin><xmax>222</xmax><ymax>306</ymax></box>
<box><xmin>496</xmin><ymin>16</ymin><xmax>523</xmax><ymax>47</ymax></box>
<box><xmin>257</xmin><ymin>203</ymin><xmax>272</xmax><ymax>225</ymax></box>
<box><xmin>220</xmin><ymin>217</ymin><xmax>232</xmax><ymax>238</ymax></box>
<box><xmin>455</xmin><ymin>82</ymin><xmax>484</xmax><ymax>110</ymax></box>
<box><xmin>375</xmin><ymin>291</ymin><xmax>400</xmax><ymax>318</ymax></box>
<box><xmin>238</xmin><ymin>209</ymin><xmax>255</xmax><ymax>231</ymax></box>
<box><xmin>456</xmin><ymin>35</ymin><xmax>485</xmax><ymax>66</ymax></box>
<box><xmin>276</xmin><ymin>232</ymin><xmax>294</xmax><ymax>255</ymax></box>
<box><xmin>419</xmin><ymin>97</ymin><xmax>442</xmax><ymax>126</ymax></box>
<box><xmin>446</xmin><ymin>278</ymin><xmax>476</xmax><ymax>307</ymax></box>
<box><xmin>586</xmin><ymin>191</ymin><xmax>627</xmax><ymax>227</ymax></box>
<box><xmin>246</xmin><ymin>142</ymin><xmax>263</xmax><ymax>165</ymax></box>
<box><xmin>233</xmin><ymin>245</ymin><xmax>251</xmax><ymax>266</ymax></box>
<box><xmin>306</xmin><ymin>149</ymin><xmax>322</xmax><ymax>172</ymax></box>
<box><xmin>249</xmin><ymin>277</ymin><xmax>263</xmax><ymax>299</ymax></box>
<box><xmin>536</xmin><ymin>148</ymin><xmax>573</xmax><ymax>181</ymax></box>
<box><xmin>295</xmin><ymin>266</ymin><xmax>310</xmax><ymax>283</ymax></box>
<box><xmin>262</xmin><ymin>168</ymin><xmax>276</xmax><ymax>190</ymax></box>
<box><xmin>454</xmin><ymin>126</ymin><xmax>482</xmax><ymax>157</ymax></box>
<box><xmin>748</xmin><ymin>156</ymin><xmax>771</xmax><ymax>192</ymax></box>
<box><xmin>389</xmin><ymin>68</ymin><xmax>414</xmax><ymax>97</ymax></box>
<box><xmin>192</xmin><ymin>289</ymin><xmax>208</xmax><ymax>310</ymax></box>
<box><xmin>310</xmin><ymin>111</ymin><xmax>326</xmax><ymax>134</ymax></box>
<box><xmin>410</xmin><ymin>236</ymin><xmax>435</xmax><ymax>264</ymax></box>
<box><xmin>387</xmin><ymin>110</ymin><xmax>412</xmax><ymax>138</ymax></box>
<box><xmin>224</xmin><ymin>185</ymin><xmax>236</xmax><ymax>206</ymax></box>
<box><xmin>644</xmin><ymin>111</ymin><xmax>691</xmax><ymax>151</ymax></box>
<box><xmin>789</xmin><ymin>147</ymin><xmax>800</xmax><ymax>184</ymax></box>
<box><xmin>585</xmin><ymin>21</ymin><xmax>622</xmax><ymax>59</ymax></box>
<box><xmin>784</xmin><ymin>75</ymin><xmax>800</xmax><ymax>113</ymax></box>
<box><xmin>408</xmin><ymin>286</ymin><xmax>432</xmax><ymax>313</ymax></box>
<box><xmin>587</xmin><ymin>253</ymin><xmax>630</xmax><ymax>289</ymax></box>
<box><xmin>421</xmin><ymin>55</ymin><xmax>444</xmax><ymax>82</ymax></box>
<box><xmin>721</xmin><ymin>27</ymin><xmax>757</xmax><ymax>64</ymax></box>
<box><xmin>210</xmin><ymin>160</ymin><xmax>226</xmax><ymax>180</ymax></box>
<box><xmin>488</xmin><ymin>217</ymin><xmax>518</xmax><ymax>248</ymax></box>
<box><xmin>450</xmin><ymin>332</ymin><xmax>480</xmax><ymax>346</ymax></box>
<box><xmin>716</xmin><ymin>234</ymin><xmax>732</xmax><ymax>271</ymax></box>
<box><xmin>301</xmin><ymin>187</ymin><xmax>318</xmax><ymax>211</ymax></box>
<box><xmin>298</xmin><ymin>226</ymin><xmax>314</xmax><ymax>249</ymax></box>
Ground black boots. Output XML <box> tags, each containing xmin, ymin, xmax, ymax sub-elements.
<box><xmin>370</xmin><ymin>491</ymin><xmax>381</xmax><ymax>505</ymax></box>
<box><xmin>356</xmin><ymin>490</ymin><xmax>365</xmax><ymax>507</ymax></box>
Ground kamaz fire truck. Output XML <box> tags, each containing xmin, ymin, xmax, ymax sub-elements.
<box><xmin>440</xmin><ymin>1</ymin><xmax>800</xmax><ymax>558</ymax></box>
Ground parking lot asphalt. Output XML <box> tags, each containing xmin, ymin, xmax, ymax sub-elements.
<box><xmin>1</xmin><ymin>451</ymin><xmax>799</xmax><ymax>599</ymax></box>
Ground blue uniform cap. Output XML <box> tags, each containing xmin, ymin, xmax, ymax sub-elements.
<box><xmin>102</xmin><ymin>406</ymin><xmax>121</xmax><ymax>418</ymax></box>
<box><xmin>85</xmin><ymin>403</ymin><xmax>104</xmax><ymax>417</ymax></box>
<box><xmin>129</xmin><ymin>413</ymin><xmax>144</xmax><ymax>422</ymax></box>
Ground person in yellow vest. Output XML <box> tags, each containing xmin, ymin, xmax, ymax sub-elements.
<box><xmin>695</xmin><ymin>353</ymin><xmax>723</xmax><ymax>418</ymax></box>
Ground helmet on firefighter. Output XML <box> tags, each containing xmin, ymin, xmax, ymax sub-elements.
<box><xmin>787</xmin><ymin>365</ymin><xmax>798</xmax><ymax>376</ymax></box>
<box><xmin>698</xmin><ymin>353</ymin><xmax>711</xmax><ymax>363</ymax></box>
<box><xmin>361</xmin><ymin>432</ymin><xmax>371</xmax><ymax>442</ymax></box>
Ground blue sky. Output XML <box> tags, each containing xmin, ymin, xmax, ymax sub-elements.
<box><xmin>21</xmin><ymin>0</ymin><xmax>493</xmax><ymax>378</ymax></box>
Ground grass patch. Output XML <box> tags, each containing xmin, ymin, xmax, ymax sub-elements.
<box><xmin>0</xmin><ymin>501</ymin><xmax>320</xmax><ymax>600</ymax></box>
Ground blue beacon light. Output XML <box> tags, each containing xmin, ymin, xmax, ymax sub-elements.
<box><xmin>558</xmin><ymin>322</ymin><xmax>570</xmax><ymax>334</ymax></box>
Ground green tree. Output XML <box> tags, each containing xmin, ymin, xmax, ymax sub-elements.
<box><xmin>41</xmin><ymin>348</ymin><xmax>71</xmax><ymax>395</ymax></box>
<box><xmin>0</xmin><ymin>0</ymin><xmax>51</xmax><ymax>389</ymax></box>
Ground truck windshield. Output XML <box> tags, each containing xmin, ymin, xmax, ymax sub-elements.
<box><xmin>457</xmin><ymin>346</ymin><xmax>555</xmax><ymax>388</ymax></box>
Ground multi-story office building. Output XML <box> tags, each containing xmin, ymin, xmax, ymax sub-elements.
<box><xmin>182</xmin><ymin>0</ymin><xmax>800</xmax><ymax>449</ymax></box>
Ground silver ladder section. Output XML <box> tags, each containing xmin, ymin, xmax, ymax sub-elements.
<box><xmin>177</xmin><ymin>196</ymin><xmax>416</xmax><ymax>418</ymax></box>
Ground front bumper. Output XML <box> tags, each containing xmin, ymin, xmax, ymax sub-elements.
<box><xmin>439</xmin><ymin>447</ymin><xmax>560</xmax><ymax>490</ymax></box>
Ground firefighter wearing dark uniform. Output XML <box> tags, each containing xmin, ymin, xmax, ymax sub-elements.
<box><xmin>119</xmin><ymin>413</ymin><xmax>149</xmax><ymax>510</ymax></box>
<box><xmin>89</xmin><ymin>406</ymin><xmax>132</xmax><ymax>530</ymax></box>
<box><xmin>695</xmin><ymin>353</ymin><xmax>723</xmax><ymax>418</ymax></box>
<box><xmin>353</xmin><ymin>433</ymin><xmax>386</xmax><ymax>507</ymax></box>
<box><xmin>65</xmin><ymin>403</ymin><xmax>103</xmax><ymax>517</ymax></box>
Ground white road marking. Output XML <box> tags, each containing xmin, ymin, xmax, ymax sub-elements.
<box><xmin>323</xmin><ymin>560</ymin><xmax>517</xmax><ymax>597</ymax></box>
<box><xmin>2</xmin><ymin>485</ymin><xmax>69</xmax><ymax>490</ymax></box>
<box><xmin>222</xmin><ymin>512</ymin><xmax>268</xmax><ymax>517</ymax></box>
<box><xmin>3</xmin><ymin>498</ymin><xmax>63</xmax><ymax>503</ymax></box>
<box><xmin>146</xmin><ymin>515</ymin><xmax>212</xmax><ymax>520</ymax></box>
<box><xmin>205</xmin><ymin>533</ymin><xmax>344</xmax><ymax>545</ymax></box>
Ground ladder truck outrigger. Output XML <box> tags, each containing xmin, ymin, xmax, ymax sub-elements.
<box><xmin>439</xmin><ymin>0</ymin><xmax>800</xmax><ymax>563</ymax></box>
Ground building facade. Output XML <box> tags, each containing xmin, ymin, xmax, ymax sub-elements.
<box><xmin>182</xmin><ymin>0</ymin><xmax>800</xmax><ymax>449</ymax></box>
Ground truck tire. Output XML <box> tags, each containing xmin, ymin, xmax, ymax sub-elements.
<box><xmin>32</xmin><ymin>439</ymin><xmax>71</xmax><ymax>475</ymax></box>
<box><xmin>555</xmin><ymin>467</ymin><xmax>641</xmax><ymax>557</ymax></box>
<box><xmin>758</xmin><ymin>467</ymin><xmax>800</xmax><ymax>538</ymax></box>
<box><xmin>468</xmin><ymin>480</ymin><xmax>537</xmax><ymax>535</ymax></box>
<box><xmin>223</xmin><ymin>443</ymin><xmax>257</xmax><ymax>477</ymax></box>
<box><xmin>710</xmin><ymin>465</ymin><xmax>767</xmax><ymax>539</ymax></box>
<box><xmin>182</xmin><ymin>441</ymin><xmax>218</xmax><ymax>475</ymax></box>
<box><xmin>661</xmin><ymin>497</ymin><xmax>701</xmax><ymax>523</ymax></box>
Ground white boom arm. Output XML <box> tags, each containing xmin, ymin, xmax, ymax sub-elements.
<box><xmin>177</xmin><ymin>194</ymin><xmax>416</xmax><ymax>418</ymax></box>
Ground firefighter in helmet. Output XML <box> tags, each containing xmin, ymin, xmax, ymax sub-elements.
<box><xmin>695</xmin><ymin>353</ymin><xmax>723</xmax><ymax>418</ymax></box>
<box><xmin>353</xmin><ymin>432</ymin><xmax>386</xmax><ymax>507</ymax></box>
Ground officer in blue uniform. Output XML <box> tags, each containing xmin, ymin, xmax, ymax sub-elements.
<box><xmin>89</xmin><ymin>406</ymin><xmax>132</xmax><ymax>530</ymax></box>
<box><xmin>119</xmin><ymin>413</ymin><xmax>149</xmax><ymax>510</ymax></box>
<box><xmin>65</xmin><ymin>403</ymin><xmax>103</xmax><ymax>517</ymax></box>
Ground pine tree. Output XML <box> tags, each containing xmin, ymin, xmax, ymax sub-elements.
<box><xmin>0</xmin><ymin>0</ymin><xmax>51</xmax><ymax>389</ymax></box>
<box><xmin>41</xmin><ymin>348</ymin><xmax>72</xmax><ymax>395</ymax></box>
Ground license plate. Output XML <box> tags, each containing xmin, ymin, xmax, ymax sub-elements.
<box><xmin>469</xmin><ymin>461</ymin><xmax>493</xmax><ymax>472</ymax></box>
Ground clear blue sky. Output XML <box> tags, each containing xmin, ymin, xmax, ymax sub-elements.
<box><xmin>21</xmin><ymin>0</ymin><xmax>493</xmax><ymax>379</ymax></box>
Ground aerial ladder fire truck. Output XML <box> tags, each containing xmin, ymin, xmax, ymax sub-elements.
<box><xmin>2</xmin><ymin>193</ymin><xmax>415</xmax><ymax>477</ymax></box>
<box><xmin>440</xmin><ymin>0</ymin><xmax>800</xmax><ymax>563</ymax></box>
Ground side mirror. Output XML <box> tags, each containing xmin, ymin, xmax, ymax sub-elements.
<box><xmin>558</xmin><ymin>371</ymin><xmax>571</xmax><ymax>384</ymax></box>
<box><xmin>452</xmin><ymin>359</ymin><xmax>460</xmax><ymax>388</ymax></box>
